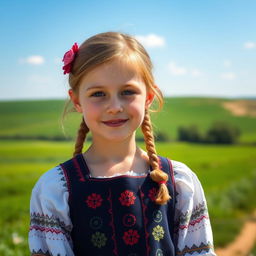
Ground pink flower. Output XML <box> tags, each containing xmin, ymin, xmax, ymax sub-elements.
<box><xmin>62</xmin><ymin>43</ymin><xmax>79</xmax><ymax>74</ymax></box>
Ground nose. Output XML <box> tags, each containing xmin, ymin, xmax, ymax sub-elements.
<box><xmin>106</xmin><ymin>95</ymin><xmax>123</xmax><ymax>114</ymax></box>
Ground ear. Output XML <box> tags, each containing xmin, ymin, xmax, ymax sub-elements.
<box><xmin>68</xmin><ymin>89</ymin><xmax>82</xmax><ymax>113</ymax></box>
<box><xmin>145</xmin><ymin>90</ymin><xmax>155</xmax><ymax>108</ymax></box>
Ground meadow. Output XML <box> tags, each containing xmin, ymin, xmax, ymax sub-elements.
<box><xmin>0</xmin><ymin>97</ymin><xmax>256</xmax><ymax>255</ymax></box>
<box><xmin>1</xmin><ymin>97</ymin><xmax>256</xmax><ymax>142</ymax></box>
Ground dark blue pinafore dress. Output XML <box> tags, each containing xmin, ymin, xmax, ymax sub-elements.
<box><xmin>60</xmin><ymin>154</ymin><xmax>176</xmax><ymax>256</ymax></box>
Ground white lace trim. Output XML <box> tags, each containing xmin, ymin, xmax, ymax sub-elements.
<box><xmin>89</xmin><ymin>169</ymin><xmax>150</xmax><ymax>178</ymax></box>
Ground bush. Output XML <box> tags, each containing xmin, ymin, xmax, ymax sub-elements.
<box><xmin>154</xmin><ymin>131</ymin><xmax>170</xmax><ymax>142</ymax></box>
<box><xmin>177</xmin><ymin>122</ymin><xmax>241</xmax><ymax>144</ymax></box>
<box><xmin>205</xmin><ymin>121</ymin><xmax>240</xmax><ymax>144</ymax></box>
<box><xmin>178</xmin><ymin>125</ymin><xmax>203</xmax><ymax>142</ymax></box>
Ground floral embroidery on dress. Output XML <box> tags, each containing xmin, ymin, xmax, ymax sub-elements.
<box><xmin>148</xmin><ymin>187</ymin><xmax>158</xmax><ymax>202</ymax></box>
<box><xmin>119</xmin><ymin>190</ymin><xmax>136</xmax><ymax>206</ymax></box>
<box><xmin>89</xmin><ymin>216</ymin><xmax>103</xmax><ymax>230</ymax></box>
<box><xmin>91</xmin><ymin>232</ymin><xmax>107</xmax><ymax>248</ymax></box>
<box><xmin>152</xmin><ymin>210</ymin><xmax>162</xmax><ymax>223</ymax></box>
<box><xmin>123</xmin><ymin>229</ymin><xmax>140</xmax><ymax>245</ymax></box>
<box><xmin>123</xmin><ymin>213</ymin><xmax>136</xmax><ymax>227</ymax></box>
<box><xmin>156</xmin><ymin>248</ymin><xmax>164</xmax><ymax>256</ymax></box>
<box><xmin>86</xmin><ymin>193</ymin><xmax>103</xmax><ymax>209</ymax></box>
<box><xmin>152</xmin><ymin>225</ymin><xmax>165</xmax><ymax>241</ymax></box>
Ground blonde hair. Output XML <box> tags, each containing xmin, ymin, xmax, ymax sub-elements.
<box><xmin>65</xmin><ymin>31</ymin><xmax>171</xmax><ymax>205</ymax></box>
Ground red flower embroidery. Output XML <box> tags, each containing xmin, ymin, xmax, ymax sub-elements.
<box><xmin>86</xmin><ymin>193</ymin><xmax>103</xmax><ymax>209</ymax></box>
<box><xmin>148</xmin><ymin>187</ymin><xmax>158</xmax><ymax>202</ymax></box>
<box><xmin>119</xmin><ymin>190</ymin><xmax>136</xmax><ymax>206</ymax></box>
<box><xmin>123</xmin><ymin>229</ymin><xmax>140</xmax><ymax>245</ymax></box>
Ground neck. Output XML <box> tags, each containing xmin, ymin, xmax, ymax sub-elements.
<box><xmin>85</xmin><ymin>133</ymin><xmax>140</xmax><ymax>164</ymax></box>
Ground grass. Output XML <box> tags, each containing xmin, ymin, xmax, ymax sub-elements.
<box><xmin>1</xmin><ymin>96</ymin><xmax>256</xmax><ymax>253</ymax></box>
<box><xmin>1</xmin><ymin>97</ymin><xmax>256</xmax><ymax>143</ymax></box>
<box><xmin>1</xmin><ymin>139</ymin><xmax>256</xmax><ymax>253</ymax></box>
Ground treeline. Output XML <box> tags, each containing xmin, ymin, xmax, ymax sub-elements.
<box><xmin>1</xmin><ymin>121</ymin><xmax>241</xmax><ymax>144</ymax></box>
<box><xmin>155</xmin><ymin>121</ymin><xmax>241</xmax><ymax>144</ymax></box>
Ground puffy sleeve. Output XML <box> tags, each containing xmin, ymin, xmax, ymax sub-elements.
<box><xmin>29</xmin><ymin>166</ymin><xmax>74</xmax><ymax>256</ymax></box>
<box><xmin>171</xmin><ymin>160</ymin><xmax>216</xmax><ymax>256</ymax></box>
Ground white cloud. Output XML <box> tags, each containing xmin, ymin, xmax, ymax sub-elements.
<box><xmin>191</xmin><ymin>69</ymin><xmax>203</xmax><ymax>77</ymax></box>
<box><xmin>19</xmin><ymin>55</ymin><xmax>45</xmax><ymax>65</ymax></box>
<box><xmin>223</xmin><ymin>60</ymin><xmax>232</xmax><ymax>68</ymax></box>
<box><xmin>168</xmin><ymin>62</ymin><xmax>187</xmax><ymax>76</ymax></box>
<box><xmin>167</xmin><ymin>62</ymin><xmax>203</xmax><ymax>77</ymax></box>
<box><xmin>135</xmin><ymin>34</ymin><xmax>166</xmax><ymax>48</ymax></box>
<box><xmin>221</xmin><ymin>72</ymin><xmax>236</xmax><ymax>80</ymax></box>
<box><xmin>244</xmin><ymin>41</ymin><xmax>256</xmax><ymax>49</ymax></box>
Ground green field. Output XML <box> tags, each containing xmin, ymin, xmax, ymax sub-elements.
<box><xmin>0</xmin><ymin>97</ymin><xmax>256</xmax><ymax>255</ymax></box>
<box><xmin>1</xmin><ymin>97</ymin><xmax>256</xmax><ymax>142</ymax></box>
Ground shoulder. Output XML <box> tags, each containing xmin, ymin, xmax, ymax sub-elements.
<box><xmin>168</xmin><ymin>159</ymin><xmax>206</xmax><ymax>203</ymax></box>
<box><xmin>170</xmin><ymin>159</ymin><xmax>195</xmax><ymax>178</ymax></box>
<box><xmin>169</xmin><ymin>159</ymin><xmax>201</xmax><ymax>187</ymax></box>
<box><xmin>30</xmin><ymin>165</ymin><xmax>71</xmax><ymax>234</ymax></box>
<box><xmin>32</xmin><ymin>165</ymin><xmax>67</xmax><ymax>194</ymax></box>
<box><xmin>30</xmin><ymin>164</ymin><xmax>69</xmax><ymax>215</ymax></box>
<box><xmin>29</xmin><ymin>165</ymin><xmax>74</xmax><ymax>255</ymax></box>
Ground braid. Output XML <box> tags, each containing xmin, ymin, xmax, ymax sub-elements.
<box><xmin>73</xmin><ymin>117</ymin><xmax>89</xmax><ymax>157</ymax></box>
<box><xmin>141</xmin><ymin>109</ymin><xmax>171</xmax><ymax>205</ymax></box>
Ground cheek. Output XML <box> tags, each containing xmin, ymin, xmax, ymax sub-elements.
<box><xmin>80</xmin><ymin>102</ymin><xmax>101</xmax><ymax>122</ymax></box>
<box><xmin>128</xmin><ymin>100</ymin><xmax>146</xmax><ymax>119</ymax></box>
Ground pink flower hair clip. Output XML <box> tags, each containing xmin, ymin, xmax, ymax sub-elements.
<box><xmin>62</xmin><ymin>42</ymin><xmax>79</xmax><ymax>75</ymax></box>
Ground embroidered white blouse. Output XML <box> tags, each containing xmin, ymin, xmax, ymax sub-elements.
<box><xmin>29</xmin><ymin>159</ymin><xmax>216</xmax><ymax>256</ymax></box>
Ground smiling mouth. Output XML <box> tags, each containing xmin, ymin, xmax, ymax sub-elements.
<box><xmin>102</xmin><ymin>119</ymin><xmax>128</xmax><ymax>127</ymax></box>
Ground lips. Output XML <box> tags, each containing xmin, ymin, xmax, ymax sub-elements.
<box><xmin>102</xmin><ymin>119</ymin><xmax>128</xmax><ymax>127</ymax></box>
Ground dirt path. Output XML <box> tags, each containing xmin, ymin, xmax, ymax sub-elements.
<box><xmin>222</xmin><ymin>100</ymin><xmax>256</xmax><ymax>117</ymax></box>
<box><xmin>216</xmin><ymin>213</ymin><xmax>256</xmax><ymax>256</ymax></box>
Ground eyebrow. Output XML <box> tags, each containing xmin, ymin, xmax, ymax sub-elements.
<box><xmin>85</xmin><ymin>83</ymin><xmax>140</xmax><ymax>91</ymax></box>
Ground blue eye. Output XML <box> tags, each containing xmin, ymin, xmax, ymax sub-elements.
<box><xmin>90</xmin><ymin>90</ymin><xmax>136</xmax><ymax>97</ymax></box>
<box><xmin>91</xmin><ymin>91</ymin><xmax>105</xmax><ymax>97</ymax></box>
<box><xmin>122</xmin><ymin>90</ymin><xmax>136</xmax><ymax>95</ymax></box>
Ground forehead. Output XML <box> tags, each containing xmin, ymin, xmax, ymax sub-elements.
<box><xmin>79</xmin><ymin>59</ymin><xmax>144</xmax><ymax>88</ymax></box>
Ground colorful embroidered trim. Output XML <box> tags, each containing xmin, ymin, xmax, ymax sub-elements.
<box><xmin>177</xmin><ymin>242</ymin><xmax>213</xmax><ymax>255</ymax></box>
<box><xmin>31</xmin><ymin>249</ymin><xmax>52</xmax><ymax>256</ymax></box>
<box><xmin>30</xmin><ymin>212</ymin><xmax>72</xmax><ymax>240</ymax></box>
<box><xmin>175</xmin><ymin>202</ymin><xmax>209</xmax><ymax>231</ymax></box>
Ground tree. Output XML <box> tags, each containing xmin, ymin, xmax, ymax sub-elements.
<box><xmin>178</xmin><ymin>125</ymin><xmax>203</xmax><ymax>142</ymax></box>
<box><xmin>205</xmin><ymin>121</ymin><xmax>240</xmax><ymax>144</ymax></box>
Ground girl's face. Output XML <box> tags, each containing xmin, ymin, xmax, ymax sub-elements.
<box><xmin>69</xmin><ymin>59</ymin><xmax>154</xmax><ymax>143</ymax></box>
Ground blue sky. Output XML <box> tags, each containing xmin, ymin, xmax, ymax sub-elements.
<box><xmin>1</xmin><ymin>0</ymin><xmax>255</xmax><ymax>100</ymax></box>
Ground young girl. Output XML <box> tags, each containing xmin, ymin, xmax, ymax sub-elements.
<box><xmin>29</xmin><ymin>32</ymin><xmax>216</xmax><ymax>256</ymax></box>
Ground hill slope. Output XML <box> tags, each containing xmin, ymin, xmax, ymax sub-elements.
<box><xmin>0</xmin><ymin>97</ymin><xmax>255</xmax><ymax>142</ymax></box>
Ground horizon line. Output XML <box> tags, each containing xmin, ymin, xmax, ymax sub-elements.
<box><xmin>0</xmin><ymin>95</ymin><xmax>256</xmax><ymax>102</ymax></box>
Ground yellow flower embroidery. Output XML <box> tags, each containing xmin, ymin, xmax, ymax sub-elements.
<box><xmin>91</xmin><ymin>232</ymin><xmax>107</xmax><ymax>248</ymax></box>
<box><xmin>152</xmin><ymin>225</ymin><xmax>165</xmax><ymax>241</ymax></box>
